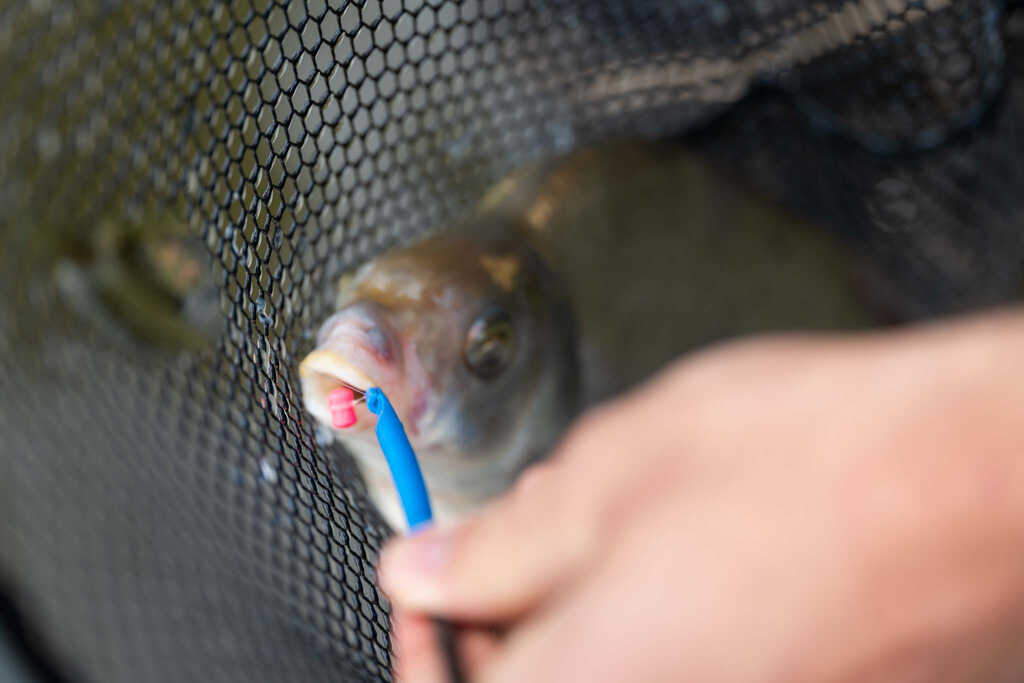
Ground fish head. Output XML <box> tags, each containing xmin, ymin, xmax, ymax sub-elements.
<box><xmin>299</xmin><ymin>231</ymin><xmax>579</xmax><ymax>481</ymax></box>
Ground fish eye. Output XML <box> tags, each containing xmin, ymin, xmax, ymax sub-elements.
<box><xmin>463</xmin><ymin>307</ymin><xmax>516</xmax><ymax>379</ymax></box>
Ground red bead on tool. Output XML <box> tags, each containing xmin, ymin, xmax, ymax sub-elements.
<box><xmin>327</xmin><ymin>387</ymin><xmax>357</xmax><ymax>428</ymax></box>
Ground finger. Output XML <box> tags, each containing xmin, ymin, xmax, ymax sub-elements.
<box><xmin>392</xmin><ymin>610</ymin><xmax>448</xmax><ymax>683</ymax></box>
<box><xmin>377</xmin><ymin>458</ymin><xmax>600</xmax><ymax>620</ymax></box>
<box><xmin>474</xmin><ymin>553</ymin><xmax>643</xmax><ymax>683</ymax></box>
<box><xmin>392</xmin><ymin>609</ymin><xmax>503</xmax><ymax>682</ymax></box>
<box><xmin>478</xmin><ymin>505</ymin><xmax>699</xmax><ymax>683</ymax></box>
<box><xmin>458</xmin><ymin>624</ymin><xmax>502</xmax><ymax>675</ymax></box>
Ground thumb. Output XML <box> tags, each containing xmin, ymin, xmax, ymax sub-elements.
<box><xmin>377</xmin><ymin>461</ymin><xmax>599</xmax><ymax>621</ymax></box>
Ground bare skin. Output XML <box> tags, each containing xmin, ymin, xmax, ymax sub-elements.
<box><xmin>378</xmin><ymin>306</ymin><xmax>1024</xmax><ymax>683</ymax></box>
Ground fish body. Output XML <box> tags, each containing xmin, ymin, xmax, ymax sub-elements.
<box><xmin>300</xmin><ymin>142</ymin><xmax>878</xmax><ymax>528</ymax></box>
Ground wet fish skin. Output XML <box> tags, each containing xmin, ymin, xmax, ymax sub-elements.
<box><xmin>300</xmin><ymin>218</ymin><xmax>579</xmax><ymax>529</ymax></box>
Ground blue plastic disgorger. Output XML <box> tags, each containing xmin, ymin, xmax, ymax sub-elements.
<box><xmin>365</xmin><ymin>387</ymin><xmax>463</xmax><ymax>683</ymax></box>
<box><xmin>365</xmin><ymin>387</ymin><xmax>433</xmax><ymax>530</ymax></box>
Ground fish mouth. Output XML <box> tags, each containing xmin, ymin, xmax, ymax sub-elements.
<box><xmin>298</xmin><ymin>349</ymin><xmax>375</xmax><ymax>431</ymax></box>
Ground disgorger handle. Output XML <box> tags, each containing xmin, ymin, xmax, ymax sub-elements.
<box><xmin>366</xmin><ymin>388</ymin><xmax>466</xmax><ymax>683</ymax></box>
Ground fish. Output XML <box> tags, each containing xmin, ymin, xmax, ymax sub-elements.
<box><xmin>300</xmin><ymin>141</ymin><xmax>880</xmax><ymax>529</ymax></box>
<box><xmin>299</xmin><ymin>201</ymin><xmax>580</xmax><ymax>529</ymax></box>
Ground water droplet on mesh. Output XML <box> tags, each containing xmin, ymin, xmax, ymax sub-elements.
<box><xmin>314</xmin><ymin>424</ymin><xmax>334</xmax><ymax>447</ymax></box>
<box><xmin>445</xmin><ymin>132</ymin><xmax>472</xmax><ymax>159</ymax></box>
<box><xmin>260</xmin><ymin>458</ymin><xmax>278</xmax><ymax>484</ymax></box>
<box><xmin>547</xmin><ymin>120</ymin><xmax>575</xmax><ymax>152</ymax></box>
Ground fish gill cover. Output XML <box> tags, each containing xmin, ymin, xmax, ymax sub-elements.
<box><xmin>0</xmin><ymin>0</ymin><xmax>1021</xmax><ymax>681</ymax></box>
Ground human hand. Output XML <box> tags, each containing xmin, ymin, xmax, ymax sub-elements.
<box><xmin>379</xmin><ymin>308</ymin><xmax>1024</xmax><ymax>682</ymax></box>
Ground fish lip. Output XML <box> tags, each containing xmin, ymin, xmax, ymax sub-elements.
<box><xmin>298</xmin><ymin>349</ymin><xmax>378</xmax><ymax>430</ymax></box>
<box><xmin>298</xmin><ymin>349</ymin><xmax>374</xmax><ymax>393</ymax></box>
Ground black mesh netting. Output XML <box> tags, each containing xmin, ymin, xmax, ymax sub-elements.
<box><xmin>1</xmin><ymin>1</ymin><xmax>1023</xmax><ymax>681</ymax></box>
